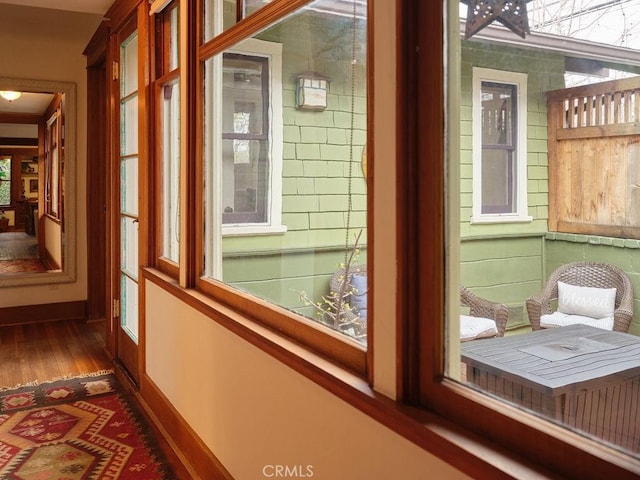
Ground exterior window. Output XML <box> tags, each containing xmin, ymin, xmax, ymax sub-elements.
<box><xmin>156</xmin><ymin>3</ymin><xmax>180</xmax><ymax>268</ymax></box>
<box><xmin>221</xmin><ymin>54</ymin><xmax>269</xmax><ymax>225</ymax></box>
<box><xmin>199</xmin><ymin>0</ymin><xmax>369</xmax><ymax>363</ymax></box>
<box><xmin>0</xmin><ymin>156</ymin><xmax>10</xmax><ymax>206</ymax></box>
<box><xmin>45</xmin><ymin>106</ymin><xmax>62</xmax><ymax>219</ymax></box>
<box><xmin>471</xmin><ymin>68</ymin><xmax>530</xmax><ymax>223</ymax></box>
<box><xmin>212</xmin><ymin>40</ymin><xmax>285</xmax><ymax>236</ymax></box>
<box><xmin>416</xmin><ymin>1</ymin><xmax>640</xmax><ymax>475</ymax></box>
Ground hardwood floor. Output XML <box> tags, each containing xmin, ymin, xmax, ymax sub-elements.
<box><xmin>0</xmin><ymin>318</ymin><xmax>193</xmax><ymax>478</ymax></box>
<box><xmin>0</xmin><ymin>319</ymin><xmax>112</xmax><ymax>388</ymax></box>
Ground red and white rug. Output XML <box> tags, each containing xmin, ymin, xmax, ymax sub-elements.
<box><xmin>0</xmin><ymin>372</ymin><xmax>173</xmax><ymax>479</ymax></box>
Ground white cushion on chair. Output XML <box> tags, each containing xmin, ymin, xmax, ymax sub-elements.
<box><xmin>540</xmin><ymin>311</ymin><xmax>614</xmax><ymax>330</ymax></box>
<box><xmin>557</xmin><ymin>281</ymin><xmax>616</xmax><ymax>319</ymax></box>
<box><xmin>460</xmin><ymin>315</ymin><xmax>498</xmax><ymax>341</ymax></box>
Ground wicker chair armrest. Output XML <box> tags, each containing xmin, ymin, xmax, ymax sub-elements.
<box><xmin>493</xmin><ymin>303</ymin><xmax>509</xmax><ymax>337</ymax></box>
<box><xmin>525</xmin><ymin>295</ymin><xmax>545</xmax><ymax>330</ymax></box>
<box><xmin>613</xmin><ymin>308</ymin><xmax>633</xmax><ymax>333</ymax></box>
<box><xmin>460</xmin><ymin>285</ymin><xmax>509</xmax><ymax>336</ymax></box>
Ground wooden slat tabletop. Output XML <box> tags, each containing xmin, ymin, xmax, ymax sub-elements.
<box><xmin>461</xmin><ymin>324</ymin><xmax>640</xmax><ymax>394</ymax></box>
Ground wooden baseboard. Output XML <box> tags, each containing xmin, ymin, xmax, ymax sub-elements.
<box><xmin>139</xmin><ymin>372</ymin><xmax>233</xmax><ymax>480</ymax></box>
<box><xmin>0</xmin><ymin>301</ymin><xmax>86</xmax><ymax>326</ymax></box>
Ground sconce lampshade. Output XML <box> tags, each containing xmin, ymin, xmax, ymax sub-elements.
<box><xmin>295</xmin><ymin>72</ymin><xmax>330</xmax><ymax>111</ymax></box>
<box><xmin>0</xmin><ymin>91</ymin><xmax>22</xmax><ymax>102</ymax></box>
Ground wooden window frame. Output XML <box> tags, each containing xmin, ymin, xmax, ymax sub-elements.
<box><xmin>153</xmin><ymin>0</ymin><xmax>181</xmax><ymax>278</ymax></box>
<box><xmin>192</xmin><ymin>0</ymin><xmax>369</xmax><ymax>377</ymax></box>
<box><xmin>402</xmin><ymin>1</ymin><xmax>640</xmax><ymax>478</ymax></box>
<box><xmin>44</xmin><ymin>102</ymin><xmax>63</xmax><ymax>222</ymax></box>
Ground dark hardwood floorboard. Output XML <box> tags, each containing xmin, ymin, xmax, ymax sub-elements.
<box><xmin>0</xmin><ymin>319</ymin><xmax>192</xmax><ymax>478</ymax></box>
<box><xmin>0</xmin><ymin>319</ymin><xmax>113</xmax><ymax>388</ymax></box>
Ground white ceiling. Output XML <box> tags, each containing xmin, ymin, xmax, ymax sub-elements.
<box><xmin>0</xmin><ymin>92</ymin><xmax>55</xmax><ymax>115</ymax></box>
<box><xmin>0</xmin><ymin>0</ymin><xmax>112</xmax><ymax>15</ymax></box>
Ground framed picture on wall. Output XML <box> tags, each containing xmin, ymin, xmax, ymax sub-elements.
<box><xmin>29</xmin><ymin>179</ymin><xmax>38</xmax><ymax>192</ymax></box>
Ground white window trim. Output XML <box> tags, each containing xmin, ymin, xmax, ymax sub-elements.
<box><xmin>470</xmin><ymin>67</ymin><xmax>532</xmax><ymax>224</ymax></box>
<box><xmin>221</xmin><ymin>38</ymin><xmax>287</xmax><ymax>237</ymax></box>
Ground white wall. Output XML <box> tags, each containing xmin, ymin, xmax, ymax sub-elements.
<box><xmin>0</xmin><ymin>4</ymin><xmax>103</xmax><ymax>306</ymax></box>
<box><xmin>145</xmin><ymin>282</ymin><xmax>469</xmax><ymax>479</ymax></box>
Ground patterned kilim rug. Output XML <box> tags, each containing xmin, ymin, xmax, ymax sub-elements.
<box><xmin>0</xmin><ymin>371</ymin><xmax>174</xmax><ymax>479</ymax></box>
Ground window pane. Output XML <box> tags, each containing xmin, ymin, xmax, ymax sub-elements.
<box><xmin>202</xmin><ymin>0</ymin><xmax>239</xmax><ymax>42</ymax></box>
<box><xmin>169</xmin><ymin>6</ymin><xmax>179</xmax><ymax>71</ymax></box>
<box><xmin>202</xmin><ymin>0</ymin><xmax>369</xmax><ymax>343</ymax></box>
<box><xmin>481</xmin><ymin>82</ymin><xmax>514</xmax><ymax>146</ymax></box>
<box><xmin>452</xmin><ymin>0</ymin><xmax>640</xmax><ymax>458</ymax></box>
<box><xmin>161</xmin><ymin>79</ymin><xmax>180</xmax><ymax>262</ymax></box>
<box><xmin>243</xmin><ymin>0</ymin><xmax>270</xmax><ymax>17</ymax></box>
<box><xmin>481</xmin><ymin>149</ymin><xmax>514</xmax><ymax>214</ymax></box>
<box><xmin>0</xmin><ymin>156</ymin><xmax>10</xmax><ymax>206</ymax></box>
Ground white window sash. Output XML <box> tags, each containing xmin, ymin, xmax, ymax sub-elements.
<box><xmin>471</xmin><ymin>67</ymin><xmax>532</xmax><ymax>224</ymax></box>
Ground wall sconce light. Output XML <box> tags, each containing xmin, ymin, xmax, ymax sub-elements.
<box><xmin>296</xmin><ymin>72</ymin><xmax>330</xmax><ymax>111</ymax></box>
<box><xmin>0</xmin><ymin>91</ymin><xmax>22</xmax><ymax>102</ymax></box>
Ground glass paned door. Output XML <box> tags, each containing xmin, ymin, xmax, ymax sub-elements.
<box><xmin>119</xmin><ymin>30</ymin><xmax>140</xmax><ymax>345</ymax></box>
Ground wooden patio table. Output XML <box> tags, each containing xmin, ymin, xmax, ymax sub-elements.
<box><xmin>461</xmin><ymin>324</ymin><xmax>640</xmax><ymax>453</ymax></box>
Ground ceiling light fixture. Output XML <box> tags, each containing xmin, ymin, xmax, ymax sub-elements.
<box><xmin>0</xmin><ymin>91</ymin><xmax>22</xmax><ymax>102</ymax></box>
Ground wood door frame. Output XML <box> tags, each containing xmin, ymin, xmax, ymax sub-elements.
<box><xmin>84</xmin><ymin>21</ymin><xmax>110</xmax><ymax>325</ymax></box>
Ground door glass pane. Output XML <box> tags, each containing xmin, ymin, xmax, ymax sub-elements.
<box><xmin>121</xmin><ymin>33</ymin><xmax>138</xmax><ymax>97</ymax></box>
<box><xmin>121</xmin><ymin>274</ymin><xmax>139</xmax><ymax>338</ymax></box>
<box><xmin>121</xmin><ymin>97</ymin><xmax>139</xmax><ymax>155</ymax></box>
<box><xmin>120</xmin><ymin>28</ymin><xmax>139</xmax><ymax>344</ymax></box>
<box><xmin>202</xmin><ymin>0</ymin><xmax>369</xmax><ymax>344</ymax></box>
<box><xmin>120</xmin><ymin>156</ymin><xmax>139</xmax><ymax>215</ymax></box>
<box><xmin>121</xmin><ymin>216</ymin><xmax>139</xmax><ymax>279</ymax></box>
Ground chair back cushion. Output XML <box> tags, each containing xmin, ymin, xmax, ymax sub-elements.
<box><xmin>558</xmin><ymin>281</ymin><xmax>616</xmax><ymax>319</ymax></box>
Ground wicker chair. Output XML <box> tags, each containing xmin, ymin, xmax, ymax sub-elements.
<box><xmin>526</xmin><ymin>262</ymin><xmax>634</xmax><ymax>333</ymax></box>
<box><xmin>460</xmin><ymin>285</ymin><xmax>509</xmax><ymax>339</ymax></box>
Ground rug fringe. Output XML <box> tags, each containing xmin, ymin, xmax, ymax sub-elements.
<box><xmin>0</xmin><ymin>369</ymin><xmax>114</xmax><ymax>392</ymax></box>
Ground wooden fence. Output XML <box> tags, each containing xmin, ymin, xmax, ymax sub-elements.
<box><xmin>546</xmin><ymin>76</ymin><xmax>640</xmax><ymax>239</ymax></box>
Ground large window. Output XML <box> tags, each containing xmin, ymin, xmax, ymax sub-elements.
<box><xmin>408</xmin><ymin>1</ymin><xmax>640</xmax><ymax>477</ymax></box>
<box><xmin>155</xmin><ymin>2</ymin><xmax>181</xmax><ymax>272</ymax></box>
<box><xmin>197</xmin><ymin>0</ymin><xmax>369</xmax><ymax>369</ymax></box>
